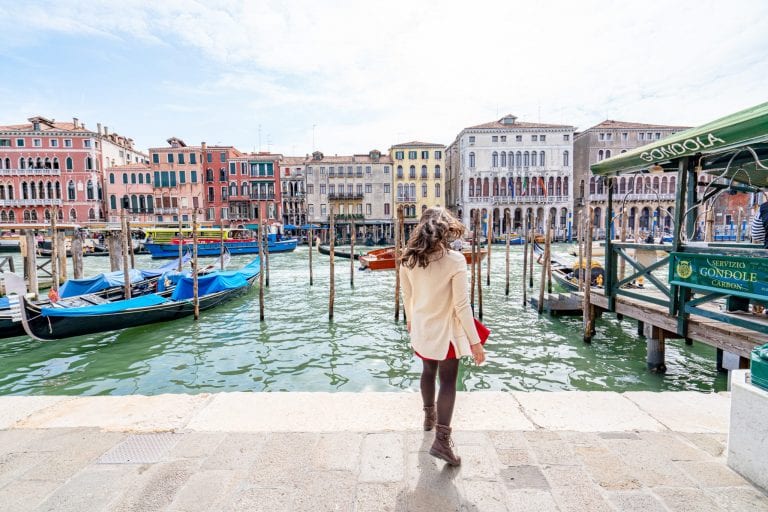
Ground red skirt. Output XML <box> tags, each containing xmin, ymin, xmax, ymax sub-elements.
<box><xmin>414</xmin><ymin>319</ymin><xmax>490</xmax><ymax>361</ymax></box>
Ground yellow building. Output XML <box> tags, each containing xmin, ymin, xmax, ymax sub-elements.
<box><xmin>389</xmin><ymin>141</ymin><xmax>445</xmax><ymax>226</ymax></box>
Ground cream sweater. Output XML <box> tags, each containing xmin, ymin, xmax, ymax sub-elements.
<box><xmin>400</xmin><ymin>249</ymin><xmax>481</xmax><ymax>360</ymax></box>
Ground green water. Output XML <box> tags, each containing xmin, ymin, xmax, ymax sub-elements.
<box><xmin>0</xmin><ymin>245</ymin><xmax>726</xmax><ymax>395</ymax></box>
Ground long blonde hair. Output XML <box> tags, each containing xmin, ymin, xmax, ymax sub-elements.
<box><xmin>401</xmin><ymin>207</ymin><xmax>464</xmax><ymax>269</ymax></box>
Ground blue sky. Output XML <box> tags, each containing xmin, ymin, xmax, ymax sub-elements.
<box><xmin>1</xmin><ymin>0</ymin><xmax>767</xmax><ymax>156</ymax></box>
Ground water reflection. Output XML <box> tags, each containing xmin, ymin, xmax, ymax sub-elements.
<box><xmin>0</xmin><ymin>245</ymin><xmax>726</xmax><ymax>395</ymax></box>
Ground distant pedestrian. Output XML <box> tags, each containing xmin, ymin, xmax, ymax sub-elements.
<box><xmin>400</xmin><ymin>207</ymin><xmax>485</xmax><ymax>466</ymax></box>
<box><xmin>751</xmin><ymin>202</ymin><xmax>768</xmax><ymax>247</ymax></box>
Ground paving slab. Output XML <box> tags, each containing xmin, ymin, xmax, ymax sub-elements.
<box><xmin>512</xmin><ymin>391</ymin><xmax>665</xmax><ymax>431</ymax></box>
<box><xmin>185</xmin><ymin>391</ymin><xmax>534</xmax><ymax>432</ymax></box>
<box><xmin>624</xmin><ymin>391</ymin><xmax>731</xmax><ymax>433</ymax></box>
<box><xmin>0</xmin><ymin>396</ymin><xmax>72</xmax><ymax>429</ymax></box>
<box><xmin>16</xmin><ymin>394</ymin><xmax>211</xmax><ymax>432</ymax></box>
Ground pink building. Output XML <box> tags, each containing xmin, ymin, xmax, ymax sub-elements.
<box><xmin>104</xmin><ymin>163</ymin><xmax>155</xmax><ymax>224</ymax></box>
<box><xmin>148</xmin><ymin>138</ymin><xmax>208</xmax><ymax>225</ymax></box>
<box><xmin>0</xmin><ymin>116</ymin><xmax>103</xmax><ymax>224</ymax></box>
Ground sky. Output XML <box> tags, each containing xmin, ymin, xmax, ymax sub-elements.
<box><xmin>0</xmin><ymin>0</ymin><xmax>766</xmax><ymax>156</ymax></box>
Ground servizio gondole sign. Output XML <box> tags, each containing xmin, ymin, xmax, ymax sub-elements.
<box><xmin>670</xmin><ymin>253</ymin><xmax>768</xmax><ymax>298</ymax></box>
<box><xmin>639</xmin><ymin>133</ymin><xmax>724</xmax><ymax>162</ymax></box>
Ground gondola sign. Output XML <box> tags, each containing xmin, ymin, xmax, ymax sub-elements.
<box><xmin>670</xmin><ymin>252</ymin><xmax>768</xmax><ymax>299</ymax></box>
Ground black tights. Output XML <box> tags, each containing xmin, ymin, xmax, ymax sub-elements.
<box><xmin>420</xmin><ymin>359</ymin><xmax>460</xmax><ymax>426</ymax></box>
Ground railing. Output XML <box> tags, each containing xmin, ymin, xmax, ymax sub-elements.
<box><xmin>328</xmin><ymin>192</ymin><xmax>363</xmax><ymax>200</ymax></box>
<box><xmin>250</xmin><ymin>194</ymin><xmax>275</xmax><ymax>200</ymax></box>
<box><xmin>396</xmin><ymin>196</ymin><xmax>416</xmax><ymax>203</ymax></box>
<box><xmin>0</xmin><ymin>168</ymin><xmax>61</xmax><ymax>176</ymax></box>
<box><xmin>0</xmin><ymin>198</ymin><xmax>63</xmax><ymax>207</ymax></box>
<box><xmin>464</xmin><ymin>195</ymin><xmax>570</xmax><ymax>204</ymax></box>
<box><xmin>591</xmin><ymin>192</ymin><xmax>676</xmax><ymax>201</ymax></box>
<box><xmin>333</xmin><ymin>213</ymin><xmax>364</xmax><ymax>221</ymax></box>
<box><xmin>154</xmin><ymin>207</ymin><xmax>178</xmax><ymax>214</ymax></box>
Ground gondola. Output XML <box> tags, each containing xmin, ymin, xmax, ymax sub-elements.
<box><xmin>359</xmin><ymin>246</ymin><xmax>487</xmax><ymax>271</ymax></box>
<box><xmin>317</xmin><ymin>245</ymin><xmax>365</xmax><ymax>260</ymax></box>
<box><xmin>533</xmin><ymin>242</ymin><xmax>604</xmax><ymax>290</ymax></box>
<box><xmin>7</xmin><ymin>257</ymin><xmax>260</xmax><ymax>341</ymax></box>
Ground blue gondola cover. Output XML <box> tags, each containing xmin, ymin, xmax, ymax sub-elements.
<box><xmin>41</xmin><ymin>294</ymin><xmax>169</xmax><ymax>317</ymax></box>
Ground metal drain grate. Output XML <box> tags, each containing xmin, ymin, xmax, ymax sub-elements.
<box><xmin>98</xmin><ymin>433</ymin><xmax>181</xmax><ymax>464</ymax></box>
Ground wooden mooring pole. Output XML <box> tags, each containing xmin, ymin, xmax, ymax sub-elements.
<box><xmin>57</xmin><ymin>230</ymin><xmax>67</xmax><ymax>285</ymax></box>
<box><xmin>350</xmin><ymin>220</ymin><xmax>355</xmax><ymax>288</ymax></box>
<box><xmin>537</xmin><ymin>211</ymin><xmax>550</xmax><ymax>314</ymax></box>
<box><xmin>522</xmin><ymin>213</ymin><xmax>528</xmax><ymax>306</ymax></box>
<box><xmin>71</xmin><ymin>229</ymin><xmax>84</xmax><ymax>279</ymax></box>
<box><xmin>126</xmin><ymin>217</ymin><xmax>135</xmax><ymax>269</ymax></box>
<box><xmin>192</xmin><ymin>209</ymin><xmax>199</xmax><ymax>320</ymax></box>
<box><xmin>220</xmin><ymin>223</ymin><xmax>225</xmax><ymax>270</ymax></box>
<box><xmin>399</xmin><ymin>212</ymin><xmax>406</xmax><ymax>322</ymax></box>
<box><xmin>308</xmin><ymin>228</ymin><xmax>314</xmax><ymax>286</ymax></box>
<box><xmin>394</xmin><ymin>206</ymin><xmax>401</xmax><ymax>321</ymax></box>
<box><xmin>486</xmin><ymin>208</ymin><xmax>492</xmax><ymax>287</ymax></box>
<box><xmin>577</xmin><ymin>212</ymin><xmax>584</xmax><ymax>292</ymax></box>
<box><xmin>50</xmin><ymin>208</ymin><xmax>59</xmax><ymax>292</ymax></box>
<box><xmin>546</xmin><ymin>215</ymin><xmax>553</xmax><ymax>294</ymax></box>
<box><xmin>470</xmin><ymin>214</ymin><xmax>476</xmax><ymax>311</ymax></box>
<box><xmin>258</xmin><ymin>221</ymin><xmax>265</xmax><ymax>321</ymax></box>
<box><xmin>475</xmin><ymin>214</ymin><xmax>483</xmax><ymax>319</ymax></box>
<box><xmin>528</xmin><ymin>214</ymin><xmax>535</xmax><ymax>289</ymax></box>
<box><xmin>121</xmin><ymin>207</ymin><xmax>132</xmax><ymax>300</ymax></box>
<box><xmin>108</xmin><ymin>231</ymin><xmax>121</xmax><ymax>272</ymax></box>
<box><xmin>505</xmin><ymin>216</ymin><xmax>510</xmax><ymax>297</ymax></box>
<box><xmin>24</xmin><ymin>231</ymin><xmax>39</xmax><ymax>299</ymax></box>
<box><xmin>329</xmin><ymin>204</ymin><xmax>335</xmax><ymax>320</ymax></box>
<box><xmin>177</xmin><ymin>215</ymin><xmax>184</xmax><ymax>272</ymax></box>
<box><xmin>583</xmin><ymin>207</ymin><xmax>594</xmax><ymax>343</ymax></box>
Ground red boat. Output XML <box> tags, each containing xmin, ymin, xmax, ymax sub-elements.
<box><xmin>359</xmin><ymin>247</ymin><xmax>487</xmax><ymax>271</ymax></box>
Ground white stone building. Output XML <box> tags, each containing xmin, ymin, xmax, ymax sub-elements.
<box><xmin>446</xmin><ymin>115</ymin><xmax>575</xmax><ymax>239</ymax></box>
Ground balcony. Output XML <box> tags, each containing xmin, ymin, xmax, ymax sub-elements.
<box><xmin>328</xmin><ymin>192</ymin><xmax>363</xmax><ymax>200</ymax></box>
<box><xmin>396</xmin><ymin>195</ymin><xmax>416</xmax><ymax>203</ymax></box>
<box><xmin>250</xmin><ymin>194</ymin><xmax>275</xmax><ymax>201</ymax></box>
<box><xmin>464</xmin><ymin>195</ymin><xmax>570</xmax><ymax>205</ymax></box>
<box><xmin>0</xmin><ymin>168</ymin><xmax>61</xmax><ymax>176</ymax></box>
<box><xmin>0</xmin><ymin>198</ymin><xmax>63</xmax><ymax>207</ymax></box>
<box><xmin>154</xmin><ymin>207</ymin><xmax>179</xmax><ymax>214</ymax></box>
<box><xmin>332</xmin><ymin>213</ymin><xmax>364</xmax><ymax>221</ymax></box>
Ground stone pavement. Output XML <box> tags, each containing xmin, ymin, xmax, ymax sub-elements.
<box><xmin>0</xmin><ymin>391</ymin><xmax>765</xmax><ymax>511</ymax></box>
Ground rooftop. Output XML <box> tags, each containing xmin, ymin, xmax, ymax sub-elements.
<box><xmin>586</xmin><ymin>119</ymin><xmax>691</xmax><ymax>131</ymax></box>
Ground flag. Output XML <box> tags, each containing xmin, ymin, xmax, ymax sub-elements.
<box><xmin>509</xmin><ymin>179</ymin><xmax>515</xmax><ymax>197</ymax></box>
<box><xmin>522</xmin><ymin>177</ymin><xmax>528</xmax><ymax>196</ymax></box>
<box><xmin>540</xmin><ymin>177</ymin><xmax>547</xmax><ymax>196</ymax></box>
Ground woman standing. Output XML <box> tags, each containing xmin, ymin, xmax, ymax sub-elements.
<box><xmin>400</xmin><ymin>207</ymin><xmax>486</xmax><ymax>466</ymax></box>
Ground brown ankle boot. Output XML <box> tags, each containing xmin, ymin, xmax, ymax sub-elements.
<box><xmin>430</xmin><ymin>424</ymin><xmax>461</xmax><ymax>466</ymax></box>
<box><xmin>423</xmin><ymin>405</ymin><xmax>436</xmax><ymax>431</ymax></box>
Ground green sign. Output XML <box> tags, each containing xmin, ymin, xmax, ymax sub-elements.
<box><xmin>670</xmin><ymin>252</ymin><xmax>768</xmax><ymax>299</ymax></box>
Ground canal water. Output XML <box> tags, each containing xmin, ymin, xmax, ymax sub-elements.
<box><xmin>0</xmin><ymin>245</ymin><xmax>726</xmax><ymax>395</ymax></box>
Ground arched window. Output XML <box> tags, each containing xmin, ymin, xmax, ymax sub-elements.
<box><xmin>0</xmin><ymin>185</ymin><xmax>4</xmax><ymax>200</ymax></box>
<box><xmin>109</xmin><ymin>173</ymin><xmax>115</xmax><ymax>184</ymax></box>
<box><xmin>516</xmin><ymin>152</ymin><xmax>522</xmax><ymax>168</ymax></box>
<box><xmin>397</xmin><ymin>183</ymin><xmax>403</xmax><ymax>199</ymax></box>
<box><xmin>19</xmin><ymin>157</ymin><xmax>26</xmax><ymax>169</ymax></box>
<box><xmin>229</xmin><ymin>182</ymin><xmax>237</xmax><ymax>197</ymax></box>
<box><xmin>242</xmin><ymin>183</ymin><xmax>249</xmax><ymax>196</ymax></box>
<box><xmin>68</xmin><ymin>181</ymin><xmax>76</xmax><ymax>200</ymax></box>
<box><xmin>147</xmin><ymin>195</ymin><xmax>154</xmax><ymax>212</ymax></box>
<box><xmin>30</xmin><ymin>210</ymin><xmax>37</xmax><ymax>221</ymax></box>
<box><xmin>421</xmin><ymin>165</ymin><xmax>427</xmax><ymax>178</ymax></box>
<box><xmin>598</xmin><ymin>150</ymin><xmax>604</xmax><ymax>161</ymax></box>
<box><xmin>434</xmin><ymin>165</ymin><xmax>441</xmax><ymax>178</ymax></box>
<box><xmin>422</xmin><ymin>183</ymin><xmax>427</xmax><ymax>197</ymax></box>
<box><xmin>139</xmin><ymin>196</ymin><xmax>146</xmax><ymax>211</ymax></box>
<box><xmin>130</xmin><ymin>195</ymin><xmax>138</xmax><ymax>210</ymax></box>
<box><xmin>219</xmin><ymin>168</ymin><xmax>226</xmax><ymax>181</ymax></box>
<box><xmin>122</xmin><ymin>173</ymin><xmax>128</xmax><ymax>184</ymax></box>
<box><xmin>35</xmin><ymin>157</ymin><xmax>42</xmax><ymax>168</ymax></box>
<box><xmin>409</xmin><ymin>165</ymin><xmax>416</xmax><ymax>179</ymax></box>
<box><xmin>146</xmin><ymin>173</ymin><xmax>151</xmax><ymax>184</ymax></box>
<box><xmin>661</xmin><ymin>177</ymin><xmax>668</xmax><ymax>194</ymax></box>
<box><xmin>0</xmin><ymin>211</ymin><xmax>6</xmax><ymax>222</ymax></box>
<box><xmin>563</xmin><ymin>151</ymin><xmax>569</xmax><ymax>167</ymax></box>
<box><xmin>88</xmin><ymin>208</ymin><xmax>95</xmax><ymax>220</ymax></box>
<box><xmin>54</xmin><ymin>182</ymin><xmax>60</xmax><ymax>199</ymax></box>
<box><xmin>605</xmin><ymin>150</ymin><xmax>612</xmax><ymax>159</ymax></box>
<box><xmin>87</xmin><ymin>180</ymin><xmax>94</xmax><ymax>200</ymax></box>
<box><xmin>435</xmin><ymin>183</ymin><xmax>441</xmax><ymax>198</ymax></box>
<box><xmin>8</xmin><ymin>210</ymin><xmax>14</xmax><ymax>221</ymax></box>
<box><xmin>409</xmin><ymin>183</ymin><xmax>416</xmax><ymax>199</ymax></box>
<box><xmin>23</xmin><ymin>210</ymin><xmax>30</xmax><ymax>222</ymax></box>
<box><xmin>483</xmin><ymin>177</ymin><xmax>490</xmax><ymax>196</ymax></box>
<box><xmin>627</xmin><ymin>177</ymin><xmax>634</xmax><ymax>193</ymax></box>
<box><xmin>469</xmin><ymin>152</ymin><xmax>475</xmax><ymax>168</ymax></box>
<box><xmin>590</xmin><ymin>177</ymin><xmax>596</xmax><ymax>195</ymax></box>
<box><xmin>531</xmin><ymin>152</ymin><xmax>537</xmax><ymax>167</ymax></box>
<box><xmin>110</xmin><ymin>195</ymin><xmax>117</xmax><ymax>210</ymax></box>
<box><xmin>206</xmin><ymin>168</ymin><xmax>214</xmax><ymax>182</ymax></box>
<box><xmin>500</xmin><ymin>152</ymin><xmax>506</xmax><ymax>167</ymax></box>
<box><xmin>85</xmin><ymin>157</ymin><xmax>93</xmax><ymax>170</ymax></box>
<box><xmin>540</xmin><ymin>151</ymin><xmax>545</xmax><ymax>167</ymax></box>
<box><xmin>468</xmin><ymin>178</ymin><xmax>474</xmax><ymax>197</ymax></box>
<box><xmin>53</xmin><ymin>157</ymin><xmax>59</xmax><ymax>170</ymax></box>
<box><xmin>492</xmin><ymin>152</ymin><xmax>498</xmax><ymax>167</ymax></box>
<box><xmin>397</xmin><ymin>165</ymin><xmax>403</xmax><ymax>178</ymax></box>
<box><xmin>130</xmin><ymin>173</ymin><xmax>136</xmax><ymax>184</ymax></box>
<box><xmin>66</xmin><ymin>157</ymin><xmax>73</xmax><ymax>171</ymax></box>
<box><xmin>523</xmin><ymin>152</ymin><xmax>530</xmax><ymax>167</ymax></box>
<box><xmin>3</xmin><ymin>157</ymin><xmax>9</xmax><ymax>169</ymax></box>
<box><xmin>38</xmin><ymin>181</ymin><xmax>44</xmax><ymax>199</ymax></box>
<box><xmin>21</xmin><ymin>182</ymin><xmax>28</xmax><ymax>200</ymax></box>
<box><xmin>138</xmin><ymin>173</ymin><xmax>143</xmax><ymax>184</ymax></box>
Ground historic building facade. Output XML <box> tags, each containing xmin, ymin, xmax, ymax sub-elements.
<box><xmin>446</xmin><ymin>115</ymin><xmax>575</xmax><ymax>238</ymax></box>
<box><xmin>280</xmin><ymin>156</ymin><xmax>307</xmax><ymax>228</ymax></box>
<box><xmin>389</xmin><ymin>141</ymin><xmax>445</xmax><ymax>228</ymax></box>
<box><xmin>0</xmin><ymin>116</ymin><xmax>110</xmax><ymax>224</ymax></box>
<box><xmin>148</xmin><ymin>138</ymin><xmax>208</xmax><ymax>224</ymax></box>
<box><xmin>219</xmin><ymin>152</ymin><xmax>282</xmax><ymax>228</ymax></box>
<box><xmin>104</xmin><ymin>163</ymin><xmax>154</xmax><ymax>224</ymax></box>
<box><xmin>573</xmin><ymin>120</ymin><xmax>687</xmax><ymax>239</ymax></box>
<box><xmin>304</xmin><ymin>150</ymin><xmax>394</xmax><ymax>242</ymax></box>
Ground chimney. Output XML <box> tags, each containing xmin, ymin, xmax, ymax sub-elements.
<box><xmin>104</xmin><ymin>126</ymin><xmax>109</xmax><ymax>136</ymax></box>
<box><xmin>97</xmin><ymin>122</ymin><xmax>102</xmax><ymax>135</ymax></box>
<box><xmin>73</xmin><ymin>117</ymin><xmax>79</xmax><ymax>129</ymax></box>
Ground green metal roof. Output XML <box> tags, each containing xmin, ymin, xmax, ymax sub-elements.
<box><xmin>590</xmin><ymin>101</ymin><xmax>768</xmax><ymax>176</ymax></box>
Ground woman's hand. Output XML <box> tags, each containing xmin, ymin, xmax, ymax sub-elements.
<box><xmin>470</xmin><ymin>343</ymin><xmax>485</xmax><ymax>365</ymax></box>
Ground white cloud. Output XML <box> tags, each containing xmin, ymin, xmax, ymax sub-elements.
<box><xmin>1</xmin><ymin>0</ymin><xmax>767</xmax><ymax>154</ymax></box>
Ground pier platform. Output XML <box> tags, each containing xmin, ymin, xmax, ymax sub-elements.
<box><xmin>0</xmin><ymin>391</ymin><xmax>765</xmax><ymax>511</ymax></box>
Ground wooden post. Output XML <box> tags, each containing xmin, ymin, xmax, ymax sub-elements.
<box><xmin>475</xmin><ymin>214</ymin><xmax>483</xmax><ymax>319</ymax></box>
<box><xmin>126</xmin><ymin>217</ymin><xmax>135</xmax><ymax>269</ymax></box>
<box><xmin>546</xmin><ymin>215</ymin><xmax>553</xmax><ymax>294</ymax></box>
<box><xmin>505</xmin><ymin>216</ymin><xmax>510</xmax><ymax>296</ymax></box>
<box><xmin>399</xmin><ymin>212</ymin><xmax>406</xmax><ymax>321</ymax></box>
<box><xmin>177</xmin><ymin>214</ymin><xmax>184</xmax><ymax>272</ymax></box>
<box><xmin>50</xmin><ymin>208</ymin><xmax>59</xmax><ymax>291</ymax></box>
<box><xmin>486</xmin><ymin>208</ymin><xmax>492</xmax><ymax>287</ymax></box>
<box><xmin>538</xmin><ymin>211</ymin><xmax>549</xmax><ymax>314</ymax></box>
<box><xmin>329</xmin><ymin>204</ymin><xmax>335</xmax><ymax>320</ymax></box>
<box><xmin>645</xmin><ymin>324</ymin><xmax>667</xmax><ymax>373</ymax></box>
<box><xmin>583</xmin><ymin>207</ymin><xmax>594</xmax><ymax>343</ymax></box>
<box><xmin>24</xmin><ymin>231</ymin><xmax>38</xmax><ymax>299</ymax></box>
<box><xmin>108</xmin><ymin>232</ymin><xmax>121</xmax><ymax>272</ymax></box>
<box><xmin>736</xmin><ymin>207</ymin><xmax>743</xmax><ymax>242</ymax></box>
<box><xmin>192</xmin><ymin>209</ymin><xmax>199</xmax><ymax>320</ymax></box>
<box><xmin>264</xmin><ymin>221</ymin><xmax>270</xmax><ymax>288</ymax></box>
<box><xmin>705</xmin><ymin>203</ymin><xmax>714</xmax><ymax>242</ymax></box>
<box><xmin>470</xmin><ymin>213</ymin><xmax>477</xmax><ymax>310</ymax></box>
<box><xmin>309</xmin><ymin>228</ymin><xmax>314</xmax><ymax>286</ymax></box>
<box><xmin>350</xmin><ymin>220</ymin><xmax>355</xmax><ymax>288</ymax></box>
<box><xmin>258</xmin><ymin>221</ymin><xmax>265</xmax><ymax>321</ymax></box>
<box><xmin>394</xmin><ymin>206</ymin><xmax>401</xmax><ymax>321</ymax></box>
<box><xmin>71</xmin><ymin>230</ymin><xmax>84</xmax><ymax>279</ymax></box>
<box><xmin>522</xmin><ymin>213</ymin><xmax>528</xmax><ymax>306</ymax></box>
<box><xmin>121</xmin><ymin>207</ymin><xmax>131</xmax><ymax>299</ymax></box>
<box><xmin>220</xmin><ymin>222</ymin><xmax>225</xmax><ymax>270</ymax></box>
<box><xmin>528</xmin><ymin>215</ymin><xmax>535</xmax><ymax>289</ymax></box>
<box><xmin>57</xmin><ymin>231</ymin><xmax>67</xmax><ymax>285</ymax></box>
<box><xmin>577</xmin><ymin>212</ymin><xmax>584</xmax><ymax>291</ymax></box>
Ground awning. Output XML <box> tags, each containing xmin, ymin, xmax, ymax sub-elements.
<box><xmin>300</xmin><ymin>224</ymin><xmax>323</xmax><ymax>229</ymax></box>
<box><xmin>591</xmin><ymin>101</ymin><xmax>768</xmax><ymax>177</ymax></box>
<box><xmin>283</xmin><ymin>224</ymin><xmax>298</xmax><ymax>230</ymax></box>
